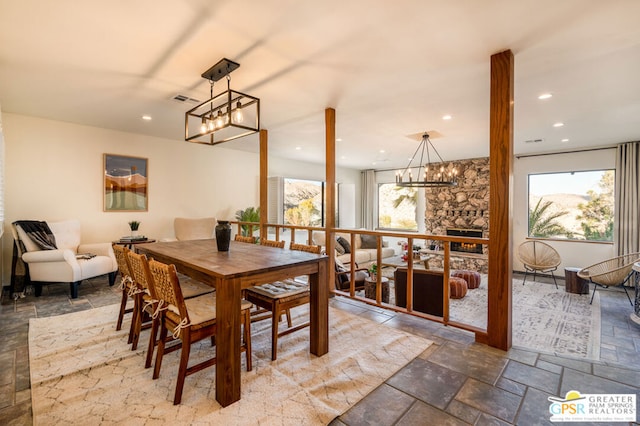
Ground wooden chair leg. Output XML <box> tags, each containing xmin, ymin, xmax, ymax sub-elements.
<box><xmin>128</xmin><ymin>295</ymin><xmax>138</xmax><ymax>345</ymax></box>
<box><xmin>145</xmin><ymin>315</ymin><xmax>158</xmax><ymax>369</ymax></box>
<box><xmin>244</xmin><ymin>309</ymin><xmax>252</xmax><ymax>371</ymax></box>
<box><xmin>130</xmin><ymin>294</ymin><xmax>143</xmax><ymax>350</ymax></box>
<box><xmin>285</xmin><ymin>309</ymin><xmax>292</xmax><ymax>328</ymax></box>
<box><xmin>153</xmin><ymin>320</ymin><xmax>169</xmax><ymax>380</ymax></box>
<box><xmin>173</xmin><ymin>332</ymin><xmax>191</xmax><ymax>405</ymax></box>
<box><xmin>271</xmin><ymin>303</ymin><xmax>280</xmax><ymax>361</ymax></box>
<box><xmin>116</xmin><ymin>287</ymin><xmax>128</xmax><ymax>331</ymax></box>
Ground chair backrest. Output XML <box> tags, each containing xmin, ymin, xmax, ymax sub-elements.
<box><xmin>517</xmin><ymin>241</ymin><xmax>561</xmax><ymax>269</ymax></box>
<box><xmin>126</xmin><ymin>250</ymin><xmax>152</xmax><ymax>296</ymax></box>
<box><xmin>394</xmin><ymin>268</ymin><xmax>444</xmax><ymax>317</ymax></box>
<box><xmin>13</xmin><ymin>219</ymin><xmax>81</xmax><ymax>252</ymax></box>
<box><xmin>174</xmin><ymin>217</ymin><xmax>216</xmax><ymax>241</ymax></box>
<box><xmin>290</xmin><ymin>242</ymin><xmax>322</xmax><ymax>254</ymax></box>
<box><xmin>260</xmin><ymin>238</ymin><xmax>285</xmax><ymax>248</ymax></box>
<box><xmin>112</xmin><ymin>244</ymin><xmax>131</xmax><ymax>278</ymax></box>
<box><xmin>579</xmin><ymin>252</ymin><xmax>640</xmax><ymax>285</ymax></box>
<box><xmin>234</xmin><ymin>235</ymin><xmax>257</xmax><ymax>244</ymax></box>
<box><xmin>147</xmin><ymin>259</ymin><xmax>188</xmax><ymax>321</ymax></box>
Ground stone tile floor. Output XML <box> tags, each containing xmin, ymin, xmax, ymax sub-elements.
<box><xmin>1</xmin><ymin>275</ymin><xmax>639</xmax><ymax>425</ymax></box>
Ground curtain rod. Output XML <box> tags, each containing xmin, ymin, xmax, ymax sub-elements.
<box><xmin>515</xmin><ymin>145</ymin><xmax>617</xmax><ymax>159</ymax></box>
<box><xmin>368</xmin><ymin>145</ymin><xmax>618</xmax><ymax>173</ymax></box>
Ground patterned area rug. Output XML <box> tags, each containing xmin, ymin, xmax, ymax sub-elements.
<box><xmin>449</xmin><ymin>277</ymin><xmax>601</xmax><ymax>360</ymax></box>
<box><xmin>29</xmin><ymin>304</ymin><xmax>432</xmax><ymax>425</ymax></box>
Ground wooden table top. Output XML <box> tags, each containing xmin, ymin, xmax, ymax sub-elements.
<box><xmin>136</xmin><ymin>239</ymin><xmax>326</xmax><ymax>280</ymax></box>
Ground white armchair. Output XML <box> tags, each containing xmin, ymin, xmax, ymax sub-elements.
<box><xmin>12</xmin><ymin>219</ymin><xmax>118</xmax><ymax>298</ymax></box>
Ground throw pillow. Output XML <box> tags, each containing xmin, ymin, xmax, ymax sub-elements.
<box><xmin>334</xmin><ymin>238</ymin><xmax>346</xmax><ymax>255</ymax></box>
<box><xmin>360</xmin><ymin>234</ymin><xmax>377</xmax><ymax>249</ymax></box>
<box><xmin>336</xmin><ymin>236</ymin><xmax>351</xmax><ymax>253</ymax></box>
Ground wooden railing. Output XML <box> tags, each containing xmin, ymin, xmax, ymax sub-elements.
<box><xmin>231</xmin><ymin>221</ymin><xmax>489</xmax><ymax>341</ymax></box>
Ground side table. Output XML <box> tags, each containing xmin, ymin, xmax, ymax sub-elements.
<box><xmin>113</xmin><ymin>238</ymin><xmax>156</xmax><ymax>251</ymax></box>
<box><xmin>364</xmin><ymin>276</ymin><xmax>390</xmax><ymax>303</ymax></box>
<box><xmin>564</xmin><ymin>267</ymin><xmax>589</xmax><ymax>294</ymax></box>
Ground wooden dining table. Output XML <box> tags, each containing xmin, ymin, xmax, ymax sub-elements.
<box><xmin>136</xmin><ymin>239</ymin><xmax>329</xmax><ymax>407</ymax></box>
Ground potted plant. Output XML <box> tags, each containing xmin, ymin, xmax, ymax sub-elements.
<box><xmin>234</xmin><ymin>207</ymin><xmax>260</xmax><ymax>237</ymax></box>
<box><xmin>368</xmin><ymin>263</ymin><xmax>378</xmax><ymax>279</ymax></box>
<box><xmin>128</xmin><ymin>220</ymin><xmax>140</xmax><ymax>237</ymax></box>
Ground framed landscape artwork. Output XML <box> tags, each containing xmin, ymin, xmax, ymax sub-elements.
<box><xmin>103</xmin><ymin>154</ymin><xmax>148</xmax><ymax>211</ymax></box>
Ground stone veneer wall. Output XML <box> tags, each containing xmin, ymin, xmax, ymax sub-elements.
<box><xmin>424</xmin><ymin>157</ymin><xmax>490</xmax><ymax>273</ymax></box>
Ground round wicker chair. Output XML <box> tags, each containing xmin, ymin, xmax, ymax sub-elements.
<box><xmin>516</xmin><ymin>241</ymin><xmax>561</xmax><ymax>289</ymax></box>
<box><xmin>578</xmin><ymin>252</ymin><xmax>640</xmax><ymax>306</ymax></box>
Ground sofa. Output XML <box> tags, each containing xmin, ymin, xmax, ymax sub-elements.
<box><xmin>311</xmin><ymin>231</ymin><xmax>395</xmax><ymax>266</ymax></box>
<box><xmin>394</xmin><ymin>267</ymin><xmax>444</xmax><ymax>317</ymax></box>
<box><xmin>12</xmin><ymin>219</ymin><xmax>118</xmax><ymax>298</ymax></box>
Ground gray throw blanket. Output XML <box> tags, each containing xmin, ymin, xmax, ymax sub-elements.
<box><xmin>13</xmin><ymin>220</ymin><xmax>57</xmax><ymax>250</ymax></box>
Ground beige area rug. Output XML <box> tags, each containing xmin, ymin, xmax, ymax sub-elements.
<box><xmin>449</xmin><ymin>277</ymin><xmax>601</xmax><ymax>360</ymax></box>
<box><xmin>29</xmin><ymin>304</ymin><xmax>432</xmax><ymax>425</ymax></box>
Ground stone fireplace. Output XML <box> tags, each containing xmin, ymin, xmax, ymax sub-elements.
<box><xmin>425</xmin><ymin>157</ymin><xmax>489</xmax><ymax>272</ymax></box>
<box><xmin>447</xmin><ymin>228</ymin><xmax>483</xmax><ymax>254</ymax></box>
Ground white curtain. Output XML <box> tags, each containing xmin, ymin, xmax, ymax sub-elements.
<box><xmin>614</xmin><ymin>141</ymin><xmax>640</xmax><ymax>255</ymax></box>
<box><xmin>360</xmin><ymin>169</ymin><xmax>376</xmax><ymax>230</ymax></box>
<box><xmin>0</xmin><ymin>104</ymin><xmax>4</xmax><ymax>239</ymax></box>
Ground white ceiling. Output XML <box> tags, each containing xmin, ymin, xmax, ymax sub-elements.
<box><xmin>1</xmin><ymin>0</ymin><xmax>639</xmax><ymax>170</ymax></box>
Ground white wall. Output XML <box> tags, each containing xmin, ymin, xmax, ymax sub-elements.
<box><xmin>1</xmin><ymin>113</ymin><xmax>362</xmax><ymax>285</ymax></box>
<box><xmin>513</xmin><ymin>148</ymin><xmax>616</xmax><ymax>273</ymax></box>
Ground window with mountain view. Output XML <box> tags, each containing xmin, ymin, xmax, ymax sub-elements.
<box><xmin>378</xmin><ymin>184</ymin><xmax>417</xmax><ymax>231</ymax></box>
<box><xmin>528</xmin><ymin>170</ymin><xmax>614</xmax><ymax>241</ymax></box>
<box><xmin>283</xmin><ymin>178</ymin><xmax>324</xmax><ymax>227</ymax></box>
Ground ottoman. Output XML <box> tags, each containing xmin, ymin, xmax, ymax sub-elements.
<box><xmin>452</xmin><ymin>270</ymin><xmax>481</xmax><ymax>289</ymax></box>
<box><xmin>449</xmin><ymin>276</ymin><xmax>468</xmax><ymax>299</ymax></box>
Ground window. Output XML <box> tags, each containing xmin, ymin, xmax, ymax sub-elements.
<box><xmin>528</xmin><ymin>170</ymin><xmax>614</xmax><ymax>241</ymax></box>
<box><xmin>283</xmin><ymin>178</ymin><xmax>324</xmax><ymax>226</ymax></box>
<box><xmin>378</xmin><ymin>184</ymin><xmax>417</xmax><ymax>231</ymax></box>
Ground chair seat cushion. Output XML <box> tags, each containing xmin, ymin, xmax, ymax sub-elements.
<box><xmin>166</xmin><ymin>295</ymin><xmax>251</xmax><ymax>326</ymax></box>
<box><xmin>179</xmin><ymin>275</ymin><xmax>215</xmax><ymax>298</ymax></box>
<box><xmin>247</xmin><ymin>279</ymin><xmax>309</xmax><ymax>299</ymax></box>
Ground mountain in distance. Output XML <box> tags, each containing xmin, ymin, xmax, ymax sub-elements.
<box><xmin>530</xmin><ymin>193</ymin><xmax>589</xmax><ymax>236</ymax></box>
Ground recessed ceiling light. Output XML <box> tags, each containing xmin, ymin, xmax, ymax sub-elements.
<box><xmin>340</xmin><ymin>156</ymin><xmax>347</xmax><ymax>160</ymax></box>
<box><xmin>538</xmin><ymin>93</ymin><xmax>552</xmax><ymax>100</ymax></box>
<box><xmin>372</xmin><ymin>162</ymin><xmax>377</xmax><ymax>166</ymax></box>
<box><xmin>336</xmin><ymin>138</ymin><xmax>343</xmax><ymax>142</ymax></box>
<box><xmin>379</xmin><ymin>149</ymin><xmax>385</xmax><ymax>153</ymax></box>
<box><xmin>142</xmin><ymin>115</ymin><xmax>152</xmax><ymax>121</ymax></box>
<box><xmin>295</xmin><ymin>146</ymin><xmax>302</xmax><ymax>150</ymax></box>
<box><xmin>553</xmin><ymin>122</ymin><xmax>564</xmax><ymax>128</ymax></box>
<box><xmin>442</xmin><ymin>115</ymin><xmax>452</xmax><ymax>120</ymax></box>
<box><xmin>561</xmin><ymin>138</ymin><xmax>569</xmax><ymax>142</ymax></box>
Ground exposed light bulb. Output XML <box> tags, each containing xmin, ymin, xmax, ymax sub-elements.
<box><xmin>232</xmin><ymin>101</ymin><xmax>244</xmax><ymax>123</ymax></box>
<box><xmin>208</xmin><ymin>120</ymin><xmax>215</xmax><ymax>131</ymax></box>
<box><xmin>200</xmin><ymin>117</ymin><xmax>207</xmax><ymax>133</ymax></box>
<box><xmin>215</xmin><ymin>110</ymin><xmax>225</xmax><ymax>128</ymax></box>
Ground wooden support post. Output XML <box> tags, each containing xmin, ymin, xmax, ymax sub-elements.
<box><xmin>325</xmin><ymin>108</ymin><xmax>336</xmax><ymax>292</ymax></box>
<box><xmin>259</xmin><ymin>129</ymin><xmax>268</xmax><ymax>239</ymax></box>
<box><xmin>487</xmin><ymin>50</ymin><xmax>514</xmax><ymax>350</ymax></box>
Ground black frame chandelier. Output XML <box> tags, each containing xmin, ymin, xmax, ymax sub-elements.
<box><xmin>395</xmin><ymin>132</ymin><xmax>458</xmax><ymax>187</ymax></box>
<box><xmin>185</xmin><ymin>58</ymin><xmax>260</xmax><ymax>145</ymax></box>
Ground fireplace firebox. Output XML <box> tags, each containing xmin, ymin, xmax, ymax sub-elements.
<box><xmin>446</xmin><ymin>228</ymin><xmax>483</xmax><ymax>254</ymax></box>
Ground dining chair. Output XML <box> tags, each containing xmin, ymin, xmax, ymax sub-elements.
<box><xmin>260</xmin><ymin>238</ymin><xmax>285</xmax><ymax>248</ymax></box>
<box><xmin>234</xmin><ymin>234</ymin><xmax>257</xmax><ymax>244</ymax></box>
<box><xmin>126</xmin><ymin>250</ymin><xmax>215</xmax><ymax>363</ymax></box>
<box><xmin>146</xmin><ymin>258</ymin><xmax>253</xmax><ymax>405</ymax></box>
<box><xmin>244</xmin><ymin>241</ymin><xmax>321</xmax><ymax>360</ymax></box>
<box><xmin>112</xmin><ymin>244</ymin><xmax>138</xmax><ymax>344</ymax></box>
